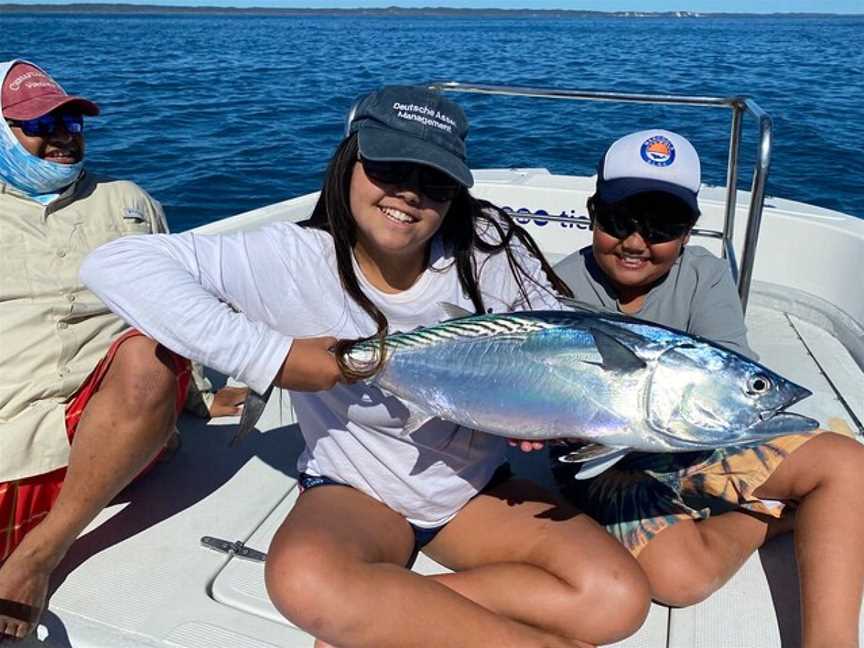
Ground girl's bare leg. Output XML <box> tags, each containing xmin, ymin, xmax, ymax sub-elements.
<box><xmin>266</xmin><ymin>480</ymin><xmax>649</xmax><ymax>648</ymax></box>
<box><xmin>423</xmin><ymin>477</ymin><xmax>650</xmax><ymax>646</ymax></box>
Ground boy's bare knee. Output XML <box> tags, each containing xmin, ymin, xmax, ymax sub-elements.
<box><xmin>638</xmin><ymin>524</ymin><xmax>726</xmax><ymax>607</ymax></box>
<box><xmin>780</xmin><ymin>432</ymin><xmax>864</xmax><ymax>499</ymax></box>
<box><xmin>651</xmin><ymin>573</ymin><xmax>717</xmax><ymax>607</ymax></box>
<box><xmin>644</xmin><ymin>553</ymin><xmax>722</xmax><ymax>607</ymax></box>
<box><xmin>820</xmin><ymin>433</ymin><xmax>864</xmax><ymax>474</ymax></box>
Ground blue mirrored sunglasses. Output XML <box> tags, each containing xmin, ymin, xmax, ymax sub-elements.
<box><xmin>8</xmin><ymin>112</ymin><xmax>84</xmax><ymax>137</ymax></box>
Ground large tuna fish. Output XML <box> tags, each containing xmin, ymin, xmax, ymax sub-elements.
<box><xmin>342</xmin><ymin>303</ymin><xmax>819</xmax><ymax>478</ymax></box>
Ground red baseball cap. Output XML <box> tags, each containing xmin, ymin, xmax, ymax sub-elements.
<box><xmin>2</xmin><ymin>62</ymin><xmax>100</xmax><ymax>120</ymax></box>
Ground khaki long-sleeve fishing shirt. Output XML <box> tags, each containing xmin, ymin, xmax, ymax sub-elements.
<box><xmin>0</xmin><ymin>172</ymin><xmax>167</xmax><ymax>482</ymax></box>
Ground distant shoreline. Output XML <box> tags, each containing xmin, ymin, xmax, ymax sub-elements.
<box><xmin>0</xmin><ymin>4</ymin><xmax>858</xmax><ymax>17</ymax></box>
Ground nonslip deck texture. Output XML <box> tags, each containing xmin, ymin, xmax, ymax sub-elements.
<box><xmin>23</xmin><ymin>305</ymin><xmax>864</xmax><ymax>648</ymax></box>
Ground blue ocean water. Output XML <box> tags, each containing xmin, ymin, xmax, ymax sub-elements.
<box><xmin>2</xmin><ymin>13</ymin><xmax>862</xmax><ymax>230</ymax></box>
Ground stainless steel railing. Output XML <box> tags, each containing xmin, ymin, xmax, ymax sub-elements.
<box><xmin>427</xmin><ymin>82</ymin><xmax>773</xmax><ymax>314</ymax></box>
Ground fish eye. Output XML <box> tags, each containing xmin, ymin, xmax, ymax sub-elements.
<box><xmin>746</xmin><ymin>374</ymin><xmax>772</xmax><ymax>395</ymax></box>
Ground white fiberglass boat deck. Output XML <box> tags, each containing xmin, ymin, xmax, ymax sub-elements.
<box><xmin>21</xmin><ymin>85</ymin><xmax>864</xmax><ymax>647</ymax></box>
<box><xmin>23</xmin><ymin>170</ymin><xmax>864</xmax><ymax>648</ymax></box>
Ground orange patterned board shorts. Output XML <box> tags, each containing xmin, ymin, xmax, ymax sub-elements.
<box><xmin>0</xmin><ymin>330</ymin><xmax>190</xmax><ymax>562</ymax></box>
<box><xmin>552</xmin><ymin>430</ymin><xmax>835</xmax><ymax>557</ymax></box>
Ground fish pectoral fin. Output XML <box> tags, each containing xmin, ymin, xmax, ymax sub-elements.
<box><xmin>438</xmin><ymin>302</ymin><xmax>474</xmax><ymax>320</ymax></box>
<box><xmin>556</xmin><ymin>442</ymin><xmax>625</xmax><ymax>463</ymax></box>
<box><xmin>556</xmin><ymin>443</ymin><xmax>629</xmax><ymax>479</ymax></box>
<box><xmin>519</xmin><ymin>328</ymin><xmax>605</xmax><ymax>368</ymax></box>
<box><xmin>571</xmin><ymin>450</ymin><xmax>629</xmax><ymax>480</ymax></box>
<box><xmin>402</xmin><ymin>404</ymin><xmax>436</xmax><ymax>436</ymax></box>
<box><xmin>589</xmin><ymin>328</ymin><xmax>646</xmax><ymax>373</ymax></box>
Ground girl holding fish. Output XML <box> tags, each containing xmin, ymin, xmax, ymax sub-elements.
<box><xmin>82</xmin><ymin>86</ymin><xmax>651</xmax><ymax>648</ymax></box>
<box><xmin>553</xmin><ymin>129</ymin><xmax>864</xmax><ymax>647</ymax></box>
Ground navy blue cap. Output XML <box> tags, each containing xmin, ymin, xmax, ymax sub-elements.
<box><xmin>349</xmin><ymin>85</ymin><xmax>473</xmax><ymax>188</ymax></box>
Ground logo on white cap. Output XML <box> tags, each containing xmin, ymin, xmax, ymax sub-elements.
<box><xmin>640</xmin><ymin>135</ymin><xmax>676</xmax><ymax>167</ymax></box>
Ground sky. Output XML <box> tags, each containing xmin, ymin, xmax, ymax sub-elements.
<box><xmin>9</xmin><ymin>0</ymin><xmax>864</xmax><ymax>11</ymax></box>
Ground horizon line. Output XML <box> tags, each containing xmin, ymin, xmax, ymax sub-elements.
<box><xmin>1</xmin><ymin>3</ymin><xmax>861</xmax><ymax>14</ymax></box>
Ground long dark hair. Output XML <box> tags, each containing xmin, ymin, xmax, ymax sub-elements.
<box><xmin>304</xmin><ymin>134</ymin><xmax>573</xmax><ymax>379</ymax></box>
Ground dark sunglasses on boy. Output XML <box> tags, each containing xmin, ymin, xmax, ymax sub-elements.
<box><xmin>360</xmin><ymin>157</ymin><xmax>461</xmax><ymax>203</ymax></box>
<box><xmin>6</xmin><ymin>112</ymin><xmax>85</xmax><ymax>138</ymax></box>
<box><xmin>591</xmin><ymin>207</ymin><xmax>693</xmax><ymax>244</ymax></box>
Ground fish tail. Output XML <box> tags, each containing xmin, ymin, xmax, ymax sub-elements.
<box><xmin>336</xmin><ymin>333</ymin><xmax>388</xmax><ymax>381</ymax></box>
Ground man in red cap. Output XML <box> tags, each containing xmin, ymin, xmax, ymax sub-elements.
<box><xmin>0</xmin><ymin>61</ymin><xmax>98</xmax><ymax>194</ymax></box>
<box><xmin>0</xmin><ymin>60</ymin><xmax>245</xmax><ymax>640</ymax></box>
<box><xmin>2</xmin><ymin>61</ymin><xmax>99</xmax><ymax>120</ymax></box>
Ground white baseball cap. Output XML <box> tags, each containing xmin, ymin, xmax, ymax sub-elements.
<box><xmin>596</xmin><ymin>129</ymin><xmax>701</xmax><ymax>214</ymax></box>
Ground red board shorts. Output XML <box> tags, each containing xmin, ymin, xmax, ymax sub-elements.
<box><xmin>0</xmin><ymin>330</ymin><xmax>190</xmax><ymax>562</ymax></box>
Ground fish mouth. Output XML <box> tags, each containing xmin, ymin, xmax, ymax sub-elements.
<box><xmin>748</xmin><ymin>381</ymin><xmax>817</xmax><ymax>438</ymax></box>
<box><xmin>756</xmin><ymin>381</ymin><xmax>813</xmax><ymax>423</ymax></box>
<box><xmin>750</xmin><ymin>411</ymin><xmax>820</xmax><ymax>435</ymax></box>
<box><xmin>786</xmin><ymin>383</ymin><xmax>813</xmax><ymax>407</ymax></box>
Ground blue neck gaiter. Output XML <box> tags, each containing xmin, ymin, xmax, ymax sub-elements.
<box><xmin>0</xmin><ymin>60</ymin><xmax>84</xmax><ymax>201</ymax></box>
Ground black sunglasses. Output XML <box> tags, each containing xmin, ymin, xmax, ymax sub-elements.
<box><xmin>7</xmin><ymin>112</ymin><xmax>84</xmax><ymax>138</ymax></box>
<box><xmin>588</xmin><ymin>195</ymin><xmax>698</xmax><ymax>245</ymax></box>
<box><xmin>360</xmin><ymin>158</ymin><xmax>461</xmax><ymax>203</ymax></box>
<box><xmin>592</xmin><ymin>207</ymin><xmax>693</xmax><ymax>244</ymax></box>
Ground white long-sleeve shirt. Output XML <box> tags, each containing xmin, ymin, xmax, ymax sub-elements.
<box><xmin>81</xmin><ymin>220</ymin><xmax>561</xmax><ymax>526</ymax></box>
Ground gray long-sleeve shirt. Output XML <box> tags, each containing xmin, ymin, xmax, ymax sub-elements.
<box><xmin>554</xmin><ymin>245</ymin><xmax>757</xmax><ymax>361</ymax></box>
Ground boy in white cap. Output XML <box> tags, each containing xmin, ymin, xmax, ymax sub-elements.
<box><xmin>553</xmin><ymin>129</ymin><xmax>864</xmax><ymax>645</ymax></box>
<box><xmin>557</xmin><ymin>129</ymin><xmax>751</xmax><ymax>355</ymax></box>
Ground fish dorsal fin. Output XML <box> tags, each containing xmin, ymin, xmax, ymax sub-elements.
<box><xmin>556</xmin><ymin>297</ymin><xmax>610</xmax><ymax>315</ymax></box>
<box><xmin>439</xmin><ymin>302</ymin><xmax>473</xmax><ymax>320</ymax></box>
<box><xmin>590</xmin><ymin>328</ymin><xmax>646</xmax><ymax>373</ymax></box>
